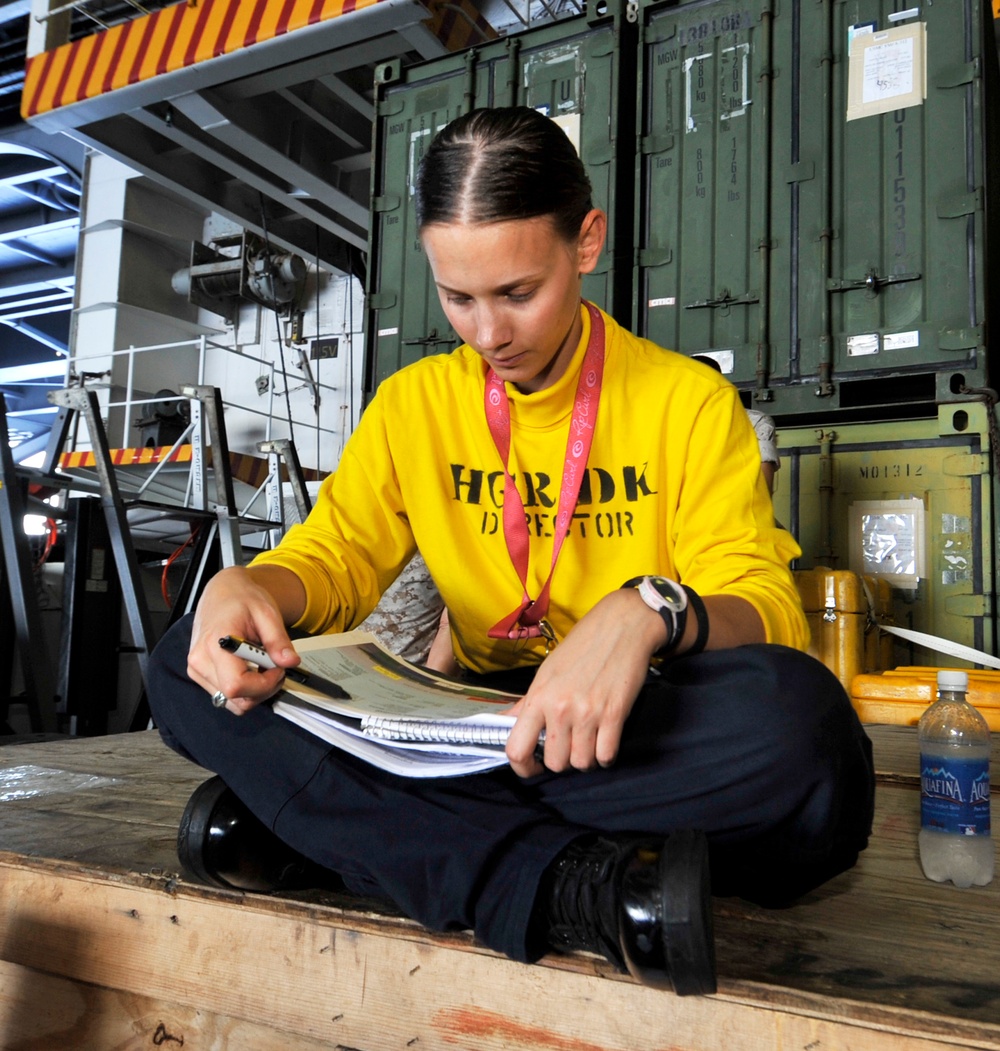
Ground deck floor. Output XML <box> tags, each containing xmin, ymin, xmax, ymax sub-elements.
<box><xmin>0</xmin><ymin>725</ymin><xmax>997</xmax><ymax>1050</ymax></box>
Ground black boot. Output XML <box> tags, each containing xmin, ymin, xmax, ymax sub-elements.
<box><xmin>177</xmin><ymin>776</ymin><xmax>341</xmax><ymax>893</ymax></box>
<box><xmin>540</xmin><ymin>829</ymin><xmax>716</xmax><ymax>996</ymax></box>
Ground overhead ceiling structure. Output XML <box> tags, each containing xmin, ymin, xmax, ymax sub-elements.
<box><xmin>22</xmin><ymin>0</ymin><xmax>499</xmax><ymax>280</ymax></box>
<box><xmin>0</xmin><ymin>0</ymin><xmax>84</xmax><ymax>449</ymax></box>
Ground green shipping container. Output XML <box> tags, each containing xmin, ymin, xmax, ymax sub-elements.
<box><xmin>364</xmin><ymin>4</ymin><xmax>637</xmax><ymax>393</ymax></box>
<box><xmin>635</xmin><ymin>0</ymin><xmax>1000</xmax><ymax>420</ymax></box>
<box><xmin>773</xmin><ymin>403</ymin><xmax>999</xmax><ymax>664</ymax></box>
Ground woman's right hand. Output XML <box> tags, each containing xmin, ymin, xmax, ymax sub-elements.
<box><xmin>186</xmin><ymin>565</ymin><xmax>306</xmax><ymax>715</ymax></box>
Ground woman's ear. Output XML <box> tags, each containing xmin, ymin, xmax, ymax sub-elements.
<box><xmin>576</xmin><ymin>209</ymin><xmax>608</xmax><ymax>276</ymax></box>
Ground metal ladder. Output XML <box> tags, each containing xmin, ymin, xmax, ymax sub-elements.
<box><xmin>0</xmin><ymin>381</ymin><xmax>313</xmax><ymax>733</ymax></box>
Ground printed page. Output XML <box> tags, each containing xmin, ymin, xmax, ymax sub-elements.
<box><xmin>285</xmin><ymin>630</ymin><xmax>522</xmax><ymax>723</ymax></box>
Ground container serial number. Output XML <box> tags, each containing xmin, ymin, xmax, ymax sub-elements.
<box><xmin>858</xmin><ymin>463</ymin><xmax>924</xmax><ymax>479</ymax></box>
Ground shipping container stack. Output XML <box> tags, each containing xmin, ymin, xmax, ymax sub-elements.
<box><xmin>364</xmin><ymin>0</ymin><xmax>1000</xmax><ymax>673</ymax></box>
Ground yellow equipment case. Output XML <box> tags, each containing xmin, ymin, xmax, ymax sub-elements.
<box><xmin>851</xmin><ymin>667</ymin><xmax>1000</xmax><ymax>730</ymax></box>
<box><xmin>794</xmin><ymin>568</ymin><xmax>894</xmax><ymax>695</ymax></box>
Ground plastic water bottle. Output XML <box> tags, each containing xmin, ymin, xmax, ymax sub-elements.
<box><xmin>918</xmin><ymin>669</ymin><xmax>994</xmax><ymax>888</ymax></box>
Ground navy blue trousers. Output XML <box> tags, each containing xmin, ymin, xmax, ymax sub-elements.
<box><xmin>148</xmin><ymin>614</ymin><xmax>875</xmax><ymax>963</ymax></box>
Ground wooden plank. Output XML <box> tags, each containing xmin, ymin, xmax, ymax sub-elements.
<box><xmin>0</xmin><ymin>855</ymin><xmax>996</xmax><ymax>1051</ymax></box>
<box><xmin>0</xmin><ymin>726</ymin><xmax>998</xmax><ymax>1047</ymax></box>
<box><xmin>0</xmin><ymin>731</ymin><xmax>205</xmax><ymax>875</ymax></box>
<box><xmin>0</xmin><ymin>958</ymin><xmax>343</xmax><ymax>1051</ymax></box>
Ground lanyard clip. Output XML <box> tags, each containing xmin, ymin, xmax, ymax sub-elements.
<box><xmin>538</xmin><ymin>618</ymin><xmax>557</xmax><ymax>655</ymax></box>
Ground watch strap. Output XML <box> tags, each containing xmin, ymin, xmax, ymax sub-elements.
<box><xmin>621</xmin><ymin>576</ymin><xmax>687</xmax><ymax>656</ymax></box>
<box><xmin>682</xmin><ymin>586</ymin><xmax>709</xmax><ymax>655</ymax></box>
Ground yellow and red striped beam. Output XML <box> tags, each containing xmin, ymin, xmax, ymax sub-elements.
<box><xmin>57</xmin><ymin>445</ymin><xmax>328</xmax><ymax>486</ymax></box>
<box><xmin>25</xmin><ymin>0</ymin><xmax>377</xmax><ymax>119</ymax></box>
<box><xmin>59</xmin><ymin>445</ymin><xmax>193</xmax><ymax>470</ymax></box>
<box><xmin>20</xmin><ymin>0</ymin><xmax>496</xmax><ymax>121</ymax></box>
<box><xmin>23</xmin><ymin>0</ymin><xmax>494</xmax><ymax>122</ymax></box>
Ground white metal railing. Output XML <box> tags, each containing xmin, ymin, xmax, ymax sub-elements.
<box><xmin>34</xmin><ymin>0</ymin><xmax>157</xmax><ymax>29</ymax></box>
<box><xmin>65</xmin><ymin>335</ymin><xmax>339</xmax><ymax>452</ymax></box>
<box><xmin>495</xmin><ymin>0</ymin><xmax>584</xmax><ymax>30</ymax></box>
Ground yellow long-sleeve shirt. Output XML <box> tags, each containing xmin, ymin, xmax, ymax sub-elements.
<box><xmin>251</xmin><ymin>305</ymin><xmax>807</xmax><ymax>673</ymax></box>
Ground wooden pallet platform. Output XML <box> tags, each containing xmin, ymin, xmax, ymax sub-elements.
<box><xmin>0</xmin><ymin>726</ymin><xmax>997</xmax><ymax>1050</ymax></box>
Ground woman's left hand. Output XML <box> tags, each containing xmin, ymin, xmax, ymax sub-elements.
<box><xmin>504</xmin><ymin>588</ymin><xmax>665</xmax><ymax>778</ymax></box>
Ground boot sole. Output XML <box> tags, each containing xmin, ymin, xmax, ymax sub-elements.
<box><xmin>660</xmin><ymin>829</ymin><xmax>717</xmax><ymax>996</ymax></box>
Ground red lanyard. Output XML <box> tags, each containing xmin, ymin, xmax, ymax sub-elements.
<box><xmin>485</xmin><ymin>301</ymin><xmax>605</xmax><ymax>643</ymax></box>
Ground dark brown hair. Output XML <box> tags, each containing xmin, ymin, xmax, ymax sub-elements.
<box><xmin>415</xmin><ymin>107</ymin><xmax>593</xmax><ymax>242</ymax></box>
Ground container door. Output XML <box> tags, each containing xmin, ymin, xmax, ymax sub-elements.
<box><xmin>636</xmin><ymin>0</ymin><xmax>774</xmax><ymax>384</ymax></box>
<box><xmin>366</xmin><ymin>58</ymin><xmax>487</xmax><ymax>391</ymax></box>
<box><xmin>770</xmin><ymin>0</ymin><xmax>996</xmax><ymax>417</ymax></box>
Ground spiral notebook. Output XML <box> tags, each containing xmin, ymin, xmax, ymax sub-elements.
<box><xmin>270</xmin><ymin>630</ymin><xmax>526</xmax><ymax>778</ymax></box>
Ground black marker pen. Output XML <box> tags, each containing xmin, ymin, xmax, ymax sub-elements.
<box><xmin>219</xmin><ymin>635</ymin><xmax>352</xmax><ymax>701</ymax></box>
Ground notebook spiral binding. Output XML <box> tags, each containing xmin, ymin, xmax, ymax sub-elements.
<box><xmin>361</xmin><ymin>716</ymin><xmax>510</xmax><ymax>747</ymax></box>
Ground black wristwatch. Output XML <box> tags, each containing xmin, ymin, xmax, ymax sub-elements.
<box><xmin>621</xmin><ymin>575</ymin><xmax>688</xmax><ymax>656</ymax></box>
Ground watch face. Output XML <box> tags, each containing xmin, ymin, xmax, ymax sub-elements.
<box><xmin>642</xmin><ymin>575</ymin><xmax>687</xmax><ymax>612</ymax></box>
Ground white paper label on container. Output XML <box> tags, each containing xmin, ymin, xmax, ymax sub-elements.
<box><xmin>408</xmin><ymin>127</ymin><xmax>432</xmax><ymax>193</ymax></box>
<box><xmin>846</xmin><ymin>22</ymin><xmax>926</xmax><ymax>121</ymax></box>
<box><xmin>883</xmin><ymin>330</ymin><xmax>920</xmax><ymax>350</ymax></box>
<box><xmin>648</xmin><ymin>297</ymin><xmax>676</xmax><ymax>308</ymax></box>
<box><xmin>378</xmin><ymin>327</ymin><xmax>399</xmax><ymax>337</ymax></box>
<box><xmin>550</xmin><ymin>113</ymin><xmax>582</xmax><ymax>154</ymax></box>
<box><xmin>850</xmin><ymin>497</ymin><xmax>926</xmax><ymax>589</ymax></box>
<box><xmin>847</xmin><ymin>333</ymin><xmax>880</xmax><ymax>356</ymax></box>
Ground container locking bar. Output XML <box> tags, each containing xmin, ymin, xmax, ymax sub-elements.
<box><xmin>827</xmin><ymin>270</ymin><xmax>921</xmax><ymax>295</ymax></box>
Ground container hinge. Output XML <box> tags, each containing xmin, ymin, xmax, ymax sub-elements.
<box><xmin>372</xmin><ymin>195</ymin><xmax>401</xmax><ymax>213</ymax></box>
<box><xmin>827</xmin><ymin>270</ymin><xmax>920</xmax><ymax>295</ymax></box>
<box><xmin>944</xmin><ymin>593</ymin><xmax>990</xmax><ymax>618</ymax></box>
<box><xmin>685</xmin><ymin>289</ymin><xmax>760</xmax><ymax>310</ymax></box>
<box><xmin>937</xmin><ymin>187</ymin><xmax>983</xmax><ymax>218</ymax></box>
<box><xmin>942</xmin><ymin>452</ymin><xmax>989</xmax><ymax>477</ymax></box>
<box><xmin>639</xmin><ymin>246</ymin><xmax>673</xmax><ymax>266</ymax></box>
<box><xmin>642</xmin><ymin>133</ymin><xmax>675</xmax><ymax>154</ymax></box>
<box><xmin>587</xmin><ymin>35</ymin><xmax>616</xmax><ymax>56</ymax></box>
<box><xmin>786</xmin><ymin>161</ymin><xmax>815</xmax><ymax>183</ymax></box>
<box><xmin>939</xmin><ymin>326</ymin><xmax>983</xmax><ymax>350</ymax></box>
<box><xmin>585</xmin><ymin>142</ymin><xmax>614</xmax><ymax>165</ymax></box>
<box><xmin>647</xmin><ymin>23</ymin><xmax>678</xmax><ymax>45</ymax></box>
<box><xmin>367</xmin><ymin>292</ymin><xmax>397</xmax><ymax>310</ymax></box>
<box><xmin>936</xmin><ymin>60</ymin><xmax>978</xmax><ymax>88</ymax></box>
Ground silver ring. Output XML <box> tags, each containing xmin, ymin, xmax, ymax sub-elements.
<box><xmin>211</xmin><ymin>690</ymin><xmax>229</xmax><ymax>708</ymax></box>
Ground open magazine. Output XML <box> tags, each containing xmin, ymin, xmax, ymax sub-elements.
<box><xmin>270</xmin><ymin>630</ymin><xmax>526</xmax><ymax>778</ymax></box>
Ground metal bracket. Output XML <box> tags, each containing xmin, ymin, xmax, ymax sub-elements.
<box><xmin>685</xmin><ymin>289</ymin><xmax>760</xmax><ymax>310</ymax></box>
<box><xmin>827</xmin><ymin>270</ymin><xmax>921</xmax><ymax>296</ymax></box>
<box><xmin>402</xmin><ymin>329</ymin><xmax>456</xmax><ymax>347</ymax></box>
<box><xmin>257</xmin><ymin>438</ymin><xmax>313</xmax><ymax>549</ymax></box>
<box><xmin>179</xmin><ymin>385</ymin><xmax>243</xmax><ymax>569</ymax></box>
